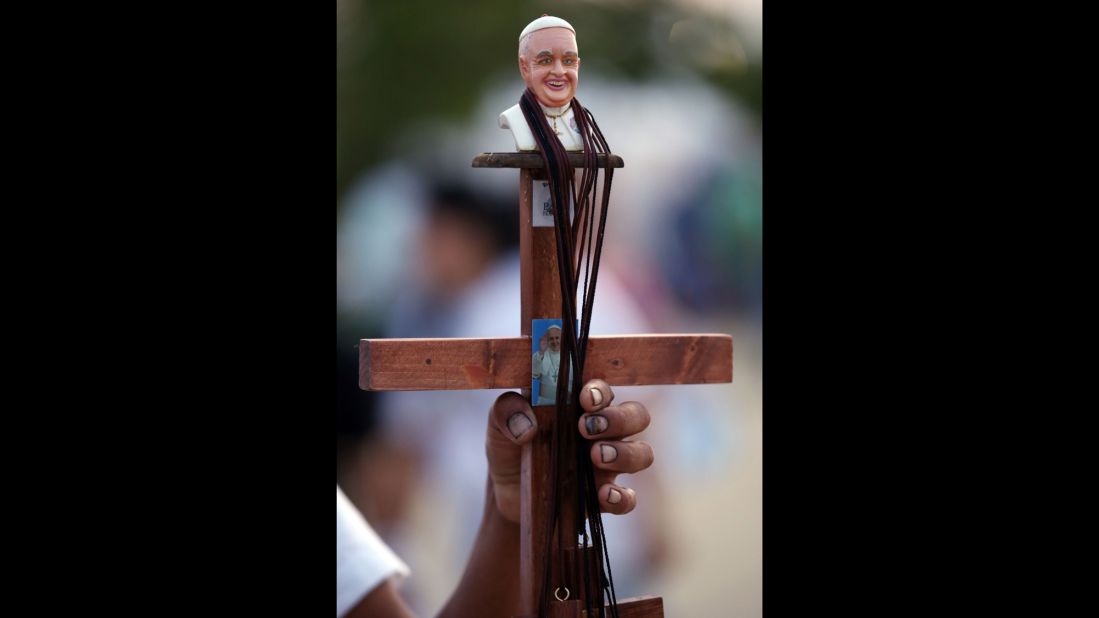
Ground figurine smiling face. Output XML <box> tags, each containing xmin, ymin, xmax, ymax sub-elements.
<box><xmin>519</xmin><ymin>27</ymin><xmax>580</xmax><ymax>108</ymax></box>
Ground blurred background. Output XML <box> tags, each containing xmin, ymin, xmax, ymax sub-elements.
<box><xmin>337</xmin><ymin>0</ymin><xmax>761</xmax><ymax>615</ymax></box>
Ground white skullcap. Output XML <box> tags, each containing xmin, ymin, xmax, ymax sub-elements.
<box><xmin>519</xmin><ymin>15</ymin><xmax>575</xmax><ymax>41</ymax></box>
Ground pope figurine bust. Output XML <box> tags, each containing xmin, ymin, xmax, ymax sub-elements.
<box><xmin>500</xmin><ymin>15</ymin><xmax>585</xmax><ymax>152</ymax></box>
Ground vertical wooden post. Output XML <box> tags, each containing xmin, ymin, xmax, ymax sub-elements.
<box><xmin>518</xmin><ymin>167</ymin><xmax>583</xmax><ymax>615</ymax></box>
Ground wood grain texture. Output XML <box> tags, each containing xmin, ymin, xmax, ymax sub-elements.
<box><xmin>520</xmin><ymin>404</ymin><xmax>554</xmax><ymax>615</ymax></box>
<box><xmin>520</xmin><ymin>165</ymin><xmax>555</xmax><ymax>615</ymax></box>
<box><xmin>608</xmin><ymin>596</ymin><xmax>664</xmax><ymax>617</ymax></box>
<box><xmin>515</xmin><ymin>596</ymin><xmax>663</xmax><ymax>618</ymax></box>
<box><xmin>519</xmin><ymin>169</ymin><xmax>533</xmax><ymax>333</ymax></box>
<box><xmin>359</xmin><ymin>334</ymin><xmax>733</xmax><ymax>391</ymax></box>
<box><xmin>532</xmin><ymin>224</ymin><xmax>562</xmax><ymax>320</ymax></box>
<box><xmin>520</xmin><ymin>165</ymin><xmax>591</xmax><ymax>613</ymax></box>
<box><xmin>472</xmin><ymin>152</ymin><xmax>625</xmax><ymax>169</ymax></box>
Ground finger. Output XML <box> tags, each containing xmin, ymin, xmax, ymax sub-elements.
<box><xmin>578</xmin><ymin>379</ymin><xmax>614</xmax><ymax>413</ymax></box>
<box><xmin>578</xmin><ymin>400</ymin><xmax>650</xmax><ymax>440</ymax></box>
<box><xmin>591</xmin><ymin>440</ymin><xmax>654</xmax><ymax>474</ymax></box>
<box><xmin>598</xmin><ymin>483</ymin><xmax>637</xmax><ymax>515</ymax></box>
<box><xmin>489</xmin><ymin>391</ymin><xmax>539</xmax><ymax>446</ymax></box>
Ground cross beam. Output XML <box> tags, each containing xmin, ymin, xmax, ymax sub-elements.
<box><xmin>359</xmin><ymin>335</ymin><xmax>731</xmax><ymax>391</ymax></box>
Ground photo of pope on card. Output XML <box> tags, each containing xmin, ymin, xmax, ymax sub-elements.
<box><xmin>531</xmin><ymin>319</ymin><xmax>565</xmax><ymax>406</ymax></box>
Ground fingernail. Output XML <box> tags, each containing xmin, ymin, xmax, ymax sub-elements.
<box><xmin>589</xmin><ymin>387</ymin><xmax>603</xmax><ymax>406</ymax></box>
<box><xmin>508</xmin><ymin>413</ymin><xmax>533</xmax><ymax>438</ymax></box>
<box><xmin>607</xmin><ymin>488</ymin><xmax>622</xmax><ymax>504</ymax></box>
<box><xmin>600</xmin><ymin>443</ymin><xmax>617</xmax><ymax>463</ymax></box>
<box><xmin>585</xmin><ymin>415</ymin><xmax>607</xmax><ymax>435</ymax></box>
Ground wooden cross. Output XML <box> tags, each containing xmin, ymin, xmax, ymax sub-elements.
<box><xmin>360</xmin><ymin>151</ymin><xmax>732</xmax><ymax>617</ymax></box>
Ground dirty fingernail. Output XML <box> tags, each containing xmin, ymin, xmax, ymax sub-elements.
<box><xmin>600</xmin><ymin>443</ymin><xmax>617</xmax><ymax>463</ymax></box>
<box><xmin>589</xmin><ymin>387</ymin><xmax>603</xmax><ymax>406</ymax></box>
<box><xmin>508</xmin><ymin>413</ymin><xmax>533</xmax><ymax>438</ymax></box>
<box><xmin>585</xmin><ymin>415</ymin><xmax>607</xmax><ymax>435</ymax></box>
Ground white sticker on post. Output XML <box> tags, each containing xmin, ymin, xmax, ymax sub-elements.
<box><xmin>532</xmin><ymin>180</ymin><xmax>554</xmax><ymax>227</ymax></box>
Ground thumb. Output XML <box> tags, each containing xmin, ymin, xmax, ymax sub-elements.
<box><xmin>488</xmin><ymin>391</ymin><xmax>538</xmax><ymax>447</ymax></box>
<box><xmin>486</xmin><ymin>391</ymin><xmax>538</xmax><ymax>522</ymax></box>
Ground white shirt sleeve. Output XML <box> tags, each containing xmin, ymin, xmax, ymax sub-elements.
<box><xmin>337</xmin><ymin>486</ymin><xmax>410</xmax><ymax>617</ymax></box>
